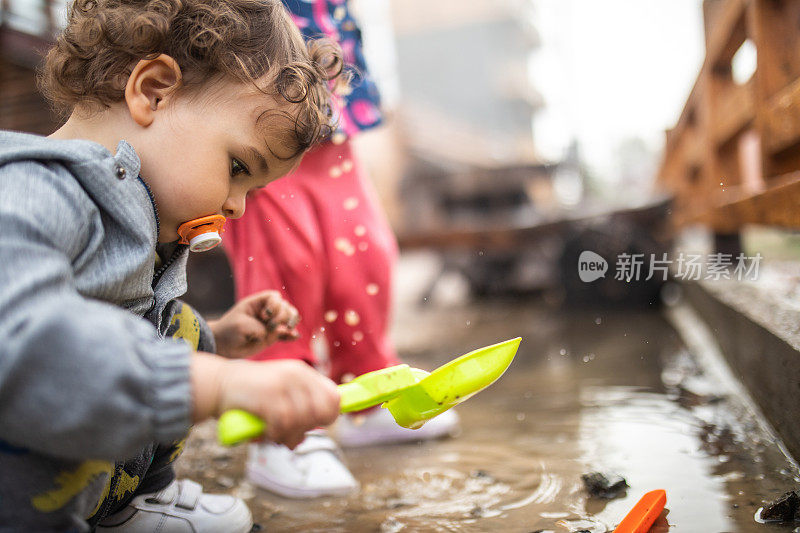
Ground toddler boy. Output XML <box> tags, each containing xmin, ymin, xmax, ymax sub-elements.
<box><xmin>0</xmin><ymin>0</ymin><xmax>344</xmax><ymax>530</ymax></box>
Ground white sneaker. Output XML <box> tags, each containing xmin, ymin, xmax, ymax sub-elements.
<box><xmin>246</xmin><ymin>430</ymin><xmax>359</xmax><ymax>499</ymax></box>
<box><xmin>335</xmin><ymin>407</ymin><xmax>460</xmax><ymax>448</ymax></box>
<box><xmin>96</xmin><ymin>479</ymin><xmax>252</xmax><ymax>533</ymax></box>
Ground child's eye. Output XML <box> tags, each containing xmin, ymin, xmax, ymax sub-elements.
<box><xmin>230</xmin><ymin>158</ymin><xmax>250</xmax><ymax>177</ymax></box>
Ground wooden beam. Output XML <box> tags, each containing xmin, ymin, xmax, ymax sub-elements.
<box><xmin>704</xmin><ymin>0</ymin><xmax>747</xmax><ymax>70</ymax></box>
<box><xmin>397</xmin><ymin>201</ymin><xmax>673</xmax><ymax>251</ymax></box>
<box><xmin>749</xmin><ymin>0</ymin><xmax>800</xmax><ymax>100</ymax></box>
<box><xmin>713</xmin><ymin>78</ymin><xmax>755</xmax><ymax>145</ymax></box>
<box><xmin>707</xmin><ymin>172</ymin><xmax>800</xmax><ymax>230</ymax></box>
<box><xmin>397</xmin><ymin>219</ymin><xmax>569</xmax><ymax>251</ymax></box>
<box><xmin>761</xmin><ymin>76</ymin><xmax>800</xmax><ymax>155</ymax></box>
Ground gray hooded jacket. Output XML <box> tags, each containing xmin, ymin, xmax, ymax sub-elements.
<box><xmin>0</xmin><ymin>130</ymin><xmax>194</xmax><ymax>461</ymax></box>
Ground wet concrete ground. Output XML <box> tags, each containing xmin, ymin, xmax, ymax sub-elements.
<box><xmin>176</xmin><ymin>253</ymin><xmax>800</xmax><ymax>532</ymax></box>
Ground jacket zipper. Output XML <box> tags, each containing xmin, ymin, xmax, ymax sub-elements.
<box><xmin>152</xmin><ymin>246</ymin><xmax>183</xmax><ymax>288</ymax></box>
<box><xmin>136</xmin><ymin>175</ymin><xmax>181</xmax><ymax>289</ymax></box>
<box><xmin>136</xmin><ymin>175</ymin><xmax>160</xmax><ymax>240</ymax></box>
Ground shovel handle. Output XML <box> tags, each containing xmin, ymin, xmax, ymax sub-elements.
<box><xmin>217</xmin><ymin>409</ymin><xmax>266</xmax><ymax>446</ymax></box>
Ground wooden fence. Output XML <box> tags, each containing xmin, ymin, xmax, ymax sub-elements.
<box><xmin>658</xmin><ymin>0</ymin><xmax>800</xmax><ymax>233</ymax></box>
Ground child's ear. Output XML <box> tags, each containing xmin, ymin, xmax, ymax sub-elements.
<box><xmin>125</xmin><ymin>54</ymin><xmax>182</xmax><ymax>127</ymax></box>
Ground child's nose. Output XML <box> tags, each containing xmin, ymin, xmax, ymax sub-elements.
<box><xmin>222</xmin><ymin>195</ymin><xmax>246</xmax><ymax>219</ymax></box>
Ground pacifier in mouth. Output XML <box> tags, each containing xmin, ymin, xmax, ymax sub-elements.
<box><xmin>177</xmin><ymin>215</ymin><xmax>226</xmax><ymax>252</ymax></box>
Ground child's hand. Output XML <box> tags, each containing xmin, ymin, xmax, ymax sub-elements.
<box><xmin>209</xmin><ymin>290</ymin><xmax>300</xmax><ymax>358</ymax></box>
<box><xmin>192</xmin><ymin>354</ymin><xmax>339</xmax><ymax>449</ymax></box>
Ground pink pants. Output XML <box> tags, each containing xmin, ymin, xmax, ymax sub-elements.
<box><xmin>224</xmin><ymin>140</ymin><xmax>400</xmax><ymax>383</ymax></box>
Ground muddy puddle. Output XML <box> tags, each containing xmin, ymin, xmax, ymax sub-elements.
<box><xmin>176</xmin><ymin>260</ymin><xmax>800</xmax><ymax>532</ymax></box>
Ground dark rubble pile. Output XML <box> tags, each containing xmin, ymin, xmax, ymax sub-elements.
<box><xmin>760</xmin><ymin>490</ymin><xmax>800</xmax><ymax>522</ymax></box>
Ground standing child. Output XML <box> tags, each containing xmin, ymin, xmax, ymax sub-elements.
<box><xmin>224</xmin><ymin>0</ymin><xmax>459</xmax><ymax>499</ymax></box>
<box><xmin>0</xmin><ymin>0</ymin><xmax>344</xmax><ymax>530</ymax></box>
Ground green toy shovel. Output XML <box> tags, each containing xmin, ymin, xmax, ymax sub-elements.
<box><xmin>217</xmin><ymin>337</ymin><xmax>521</xmax><ymax>446</ymax></box>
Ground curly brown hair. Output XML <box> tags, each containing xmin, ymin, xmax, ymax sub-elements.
<box><xmin>38</xmin><ymin>0</ymin><xmax>346</xmax><ymax>156</ymax></box>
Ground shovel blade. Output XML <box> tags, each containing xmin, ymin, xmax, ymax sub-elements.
<box><xmin>384</xmin><ymin>337</ymin><xmax>521</xmax><ymax>429</ymax></box>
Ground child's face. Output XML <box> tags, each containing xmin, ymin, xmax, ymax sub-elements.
<box><xmin>134</xmin><ymin>80</ymin><xmax>300</xmax><ymax>243</ymax></box>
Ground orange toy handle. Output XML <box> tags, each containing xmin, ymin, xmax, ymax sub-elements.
<box><xmin>614</xmin><ymin>489</ymin><xmax>667</xmax><ymax>533</ymax></box>
<box><xmin>177</xmin><ymin>215</ymin><xmax>226</xmax><ymax>252</ymax></box>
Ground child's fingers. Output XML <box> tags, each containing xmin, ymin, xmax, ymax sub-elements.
<box><xmin>275</xmin><ymin>374</ymin><xmax>338</xmax><ymax>445</ymax></box>
<box><xmin>261</xmin><ymin>324</ymin><xmax>298</xmax><ymax>346</ymax></box>
<box><xmin>264</xmin><ymin>400</ymin><xmax>293</xmax><ymax>443</ymax></box>
<box><xmin>275</xmin><ymin>324</ymin><xmax>300</xmax><ymax>342</ymax></box>
<box><xmin>285</xmin><ymin>307</ymin><xmax>300</xmax><ymax>328</ymax></box>
<box><xmin>229</xmin><ymin>316</ymin><xmax>271</xmax><ymax>353</ymax></box>
<box><xmin>236</xmin><ymin>290</ymin><xmax>275</xmax><ymax>315</ymax></box>
<box><xmin>233</xmin><ymin>292</ymin><xmax>291</xmax><ymax>344</ymax></box>
<box><xmin>282</xmin><ymin>430</ymin><xmax>308</xmax><ymax>450</ymax></box>
<box><xmin>309</xmin><ymin>377</ymin><xmax>341</xmax><ymax>426</ymax></box>
<box><xmin>266</xmin><ymin>301</ymin><xmax>299</xmax><ymax>332</ymax></box>
<box><xmin>237</xmin><ymin>290</ymin><xmax>280</xmax><ymax>324</ymax></box>
<box><xmin>278</xmin><ymin>332</ymin><xmax>300</xmax><ymax>342</ymax></box>
<box><xmin>258</xmin><ymin>291</ymin><xmax>285</xmax><ymax>322</ymax></box>
<box><xmin>258</xmin><ymin>291</ymin><xmax>279</xmax><ymax>322</ymax></box>
<box><xmin>269</xmin><ymin>409</ymin><xmax>311</xmax><ymax>447</ymax></box>
<box><xmin>288</xmin><ymin>386</ymin><xmax>314</xmax><ymax>430</ymax></box>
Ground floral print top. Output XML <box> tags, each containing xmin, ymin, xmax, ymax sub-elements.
<box><xmin>283</xmin><ymin>0</ymin><xmax>383</xmax><ymax>138</ymax></box>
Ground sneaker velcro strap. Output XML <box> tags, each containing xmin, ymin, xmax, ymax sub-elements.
<box><xmin>293</xmin><ymin>434</ymin><xmax>340</xmax><ymax>456</ymax></box>
<box><xmin>147</xmin><ymin>481</ymin><xmax>179</xmax><ymax>505</ymax></box>
<box><xmin>175</xmin><ymin>479</ymin><xmax>202</xmax><ymax>510</ymax></box>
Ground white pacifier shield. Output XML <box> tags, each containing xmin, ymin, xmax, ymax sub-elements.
<box><xmin>189</xmin><ymin>231</ymin><xmax>222</xmax><ymax>252</ymax></box>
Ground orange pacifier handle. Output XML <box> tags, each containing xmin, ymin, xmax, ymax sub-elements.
<box><xmin>177</xmin><ymin>215</ymin><xmax>226</xmax><ymax>252</ymax></box>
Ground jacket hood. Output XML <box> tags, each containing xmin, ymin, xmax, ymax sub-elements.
<box><xmin>0</xmin><ymin>130</ymin><xmax>155</xmax><ymax>241</ymax></box>
<box><xmin>0</xmin><ymin>130</ymin><xmax>140</xmax><ymax>177</ymax></box>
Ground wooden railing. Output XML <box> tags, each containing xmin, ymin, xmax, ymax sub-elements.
<box><xmin>658</xmin><ymin>0</ymin><xmax>800</xmax><ymax>233</ymax></box>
